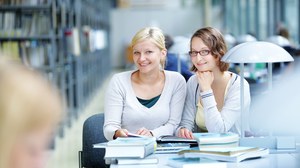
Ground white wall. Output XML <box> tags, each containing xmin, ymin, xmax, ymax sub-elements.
<box><xmin>110</xmin><ymin>8</ymin><xmax>203</xmax><ymax>68</ymax></box>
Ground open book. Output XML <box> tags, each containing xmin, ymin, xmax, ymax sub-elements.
<box><xmin>179</xmin><ymin>147</ymin><xmax>269</xmax><ymax>162</ymax></box>
<box><xmin>157</xmin><ymin>135</ymin><xmax>197</xmax><ymax>143</ymax></box>
<box><xmin>155</xmin><ymin>143</ymin><xmax>191</xmax><ymax>154</ymax></box>
<box><xmin>156</xmin><ymin>135</ymin><xmax>198</xmax><ymax>153</ymax></box>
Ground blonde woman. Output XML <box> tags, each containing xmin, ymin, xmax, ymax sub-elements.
<box><xmin>0</xmin><ymin>58</ymin><xmax>63</xmax><ymax>168</ymax></box>
<box><xmin>104</xmin><ymin>27</ymin><xmax>186</xmax><ymax>140</ymax></box>
<box><xmin>177</xmin><ymin>27</ymin><xmax>251</xmax><ymax>138</ymax></box>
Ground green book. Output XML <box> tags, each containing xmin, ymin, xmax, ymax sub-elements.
<box><xmin>179</xmin><ymin>147</ymin><xmax>269</xmax><ymax>162</ymax></box>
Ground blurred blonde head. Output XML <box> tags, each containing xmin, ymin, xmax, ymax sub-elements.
<box><xmin>0</xmin><ymin>57</ymin><xmax>63</xmax><ymax>168</ymax></box>
<box><xmin>131</xmin><ymin>27</ymin><xmax>167</xmax><ymax>69</ymax></box>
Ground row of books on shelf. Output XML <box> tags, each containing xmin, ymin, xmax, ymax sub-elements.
<box><xmin>0</xmin><ymin>12</ymin><xmax>51</xmax><ymax>37</ymax></box>
<box><xmin>93</xmin><ymin>132</ymin><xmax>269</xmax><ymax>166</ymax></box>
<box><xmin>0</xmin><ymin>41</ymin><xmax>53</xmax><ymax>67</ymax></box>
<box><xmin>0</xmin><ymin>0</ymin><xmax>48</xmax><ymax>5</ymax></box>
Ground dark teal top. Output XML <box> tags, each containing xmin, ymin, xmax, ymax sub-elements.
<box><xmin>137</xmin><ymin>94</ymin><xmax>161</xmax><ymax>108</ymax></box>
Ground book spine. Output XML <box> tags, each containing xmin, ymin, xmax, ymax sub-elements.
<box><xmin>143</xmin><ymin>141</ymin><xmax>156</xmax><ymax>157</ymax></box>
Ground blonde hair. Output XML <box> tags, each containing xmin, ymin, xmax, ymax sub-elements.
<box><xmin>190</xmin><ymin>27</ymin><xmax>229</xmax><ymax>72</ymax></box>
<box><xmin>0</xmin><ymin>57</ymin><xmax>63</xmax><ymax>167</ymax></box>
<box><xmin>131</xmin><ymin>27</ymin><xmax>166</xmax><ymax>69</ymax></box>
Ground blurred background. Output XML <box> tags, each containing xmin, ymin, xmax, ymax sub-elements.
<box><xmin>1</xmin><ymin>0</ymin><xmax>300</xmax><ymax>167</ymax></box>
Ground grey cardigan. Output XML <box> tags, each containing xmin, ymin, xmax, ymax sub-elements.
<box><xmin>176</xmin><ymin>72</ymin><xmax>251</xmax><ymax>136</ymax></box>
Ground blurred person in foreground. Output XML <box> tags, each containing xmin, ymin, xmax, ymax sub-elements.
<box><xmin>0</xmin><ymin>57</ymin><xmax>63</xmax><ymax>168</ymax></box>
<box><xmin>176</xmin><ymin>27</ymin><xmax>251</xmax><ymax>138</ymax></box>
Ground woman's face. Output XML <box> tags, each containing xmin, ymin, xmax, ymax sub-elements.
<box><xmin>9</xmin><ymin>128</ymin><xmax>52</xmax><ymax>168</ymax></box>
<box><xmin>132</xmin><ymin>39</ymin><xmax>166</xmax><ymax>74</ymax></box>
<box><xmin>190</xmin><ymin>37</ymin><xmax>218</xmax><ymax>72</ymax></box>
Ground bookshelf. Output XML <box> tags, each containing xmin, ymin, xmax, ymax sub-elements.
<box><xmin>0</xmin><ymin>4</ymin><xmax>52</xmax><ymax>11</ymax></box>
<box><xmin>71</xmin><ymin>0</ymin><xmax>112</xmax><ymax>116</ymax></box>
<box><xmin>0</xmin><ymin>0</ymin><xmax>112</xmax><ymax>139</ymax></box>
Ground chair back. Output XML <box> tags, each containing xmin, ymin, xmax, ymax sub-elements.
<box><xmin>81</xmin><ymin>113</ymin><xmax>106</xmax><ymax>167</ymax></box>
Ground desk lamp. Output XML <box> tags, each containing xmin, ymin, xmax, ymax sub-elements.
<box><xmin>221</xmin><ymin>41</ymin><xmax>294</xmax><ymax>152</ymax></box>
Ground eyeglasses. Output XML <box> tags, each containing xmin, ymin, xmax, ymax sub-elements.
<box><xmin>188</xmin><ymin>50</ymin><xmax>210</xmax><ymax>57</ymax></box>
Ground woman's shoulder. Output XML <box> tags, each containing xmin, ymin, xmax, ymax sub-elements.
<box><xmin>164</xmin><ymin>70</ymin><xmax>185</xmax><ymax>81</ymax></box>
<box><xmin>110</xmin><ymin>70</ymin><xmax>133</xmax><ymax>84</ymax></box>
<box><xmin>227</xmin><ymin>71</ymin><xmax>250</xmax><ymax>87</ymax></box>
<box><xmin>112</xmin><ymin>70</ymin><xmax>133</xmax><ymax>78</ymax></box>
<box><xmin>186</xmin><ymin>74</ymin><xmax>198</xmax><ymax>85</ymax></box>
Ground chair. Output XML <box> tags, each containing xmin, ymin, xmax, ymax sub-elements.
<box><xmin>79</xmin><ymin>113</ymin><xmax>108</xmax><ymax>168</ymax></box>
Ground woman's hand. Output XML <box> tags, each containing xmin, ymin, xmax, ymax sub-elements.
<box><xmin>196</xmin><ymin>71</ymin><xmax>214</xmax><ymax>92</ymax></box>
<box><xmin>114</xmin><ymin>129</ymin><xmax>129</xmax><ymax>139</ymax></box>
<box><xmin>178</xmin><ymin>128</ymin><xmax>194</xmax><ymax>139</ymax></box>
<box><xmin>136</xmin><ymin>127</ymin><xmax>153</xmax><ymax>137</ymax></box>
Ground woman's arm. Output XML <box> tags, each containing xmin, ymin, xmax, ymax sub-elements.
<box><xmin>103</xmin><ymin>75</ymin><xmax>125</xmax><ymax>140</ymax></box>
<box><xmin>202</xmin><ymin>77</ymin><xmax>251</xmax><ymax>134</ymax></box>
<box><xmin>176</xmin><ymin>76</ymin><xmax>198</xmax><ymax>135</ymax></box>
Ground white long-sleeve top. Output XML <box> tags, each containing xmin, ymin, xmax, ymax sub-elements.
<box><xmin>176</xmin><ymin>72</ymin><xmax>251</xmax><ymax>135</ymax></box>
<box><xmin>104</xmin><ymin>70</ymin><xmax>187</xmax><ymax>141</ymax></box>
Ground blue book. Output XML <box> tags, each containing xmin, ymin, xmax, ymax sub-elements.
<box><xmin>193</xmin><ymin>132</ymin><xmax>239</xmax><ymax>145</ymax></box>
<box><xmin>104</xmin><ymin>137</ymin><xmax>157</xmax><ymax>159</ymax></box>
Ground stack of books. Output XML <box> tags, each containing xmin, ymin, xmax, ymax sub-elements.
<box><xmin>178</xmin><ymin>146</ymin><xmax>269</xmax><ymax>162</ymax></box>
<box><xmin>193</xmin><ymin>132</ymin><xmax>239</xmax><ymax>148</ymax></box>
<box><xmin>94</xmin><ymin>137</ymin><xmax>158</xmax><ymax>165</ymax></box>
<box><xmin>155</xmin><ymin>135</ymin><xmax>197</xmax><ymax>154</ymax></box>
<box><xmin>166</xmin><ymin>132</ymin><xmax>269</xmax><ymax>166</ymax></box>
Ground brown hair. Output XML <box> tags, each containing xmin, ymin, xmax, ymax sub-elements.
<box><xmin>190</xmin><ymin>27</ymin><xmax>229</xmax><ymax>72</ymax></box>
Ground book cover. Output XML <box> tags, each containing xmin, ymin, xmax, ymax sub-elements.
<box><xmin>180</xmin><ymin>147</ymin><xmax>269</xmax><ymax>162</ymax></box>
<box><xmin>198</xmin><ymin>141</ymin><xmax>239</xmax><ymax>149</ymax></box>
<box><xmin>104</xmin><ymin>137</ymin><xmax>157</xmax><ymax>159</ymax></box>
<box><xmin>107</xmin><ymin>137</ymin><xmax>156</xmax><ymax>146</ymax></box>
<box><xmin>202</xmin><ymin>146</ymin><xmax>261</xmax><ymax>156</ymax></box>
<box><xmin>64</xmin><ymin>28</ymin><xmax>81</xmax><ymax>56</ymax></box>
<box><xmin>127</xmin><ymin>132</ymin><xmax>150</xmax><ymax>138</ymax></box>
<box><xmin>179</xmin><ymin>146</ymin><xmax>260</xmax><ymax>156</ymax></box>
<box><xmin>193</xmin><ymin>132</ymin><xmax>239</xmax><ymax>145</ymax></box>
<box><xmin>167</xmin><ymin>157</ymin><xmax>227</xmax><ymax>168</ymax></box>
<box><xmin>93</xmin><ymin>142</ymin><xmax>107</xmax><ymax>148</ymax></box>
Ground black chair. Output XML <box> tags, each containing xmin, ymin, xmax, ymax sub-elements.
<box><xmin>79</xmin><ymin>113</ymin><xmax>108</xmax><ymax>168</ymax></box>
